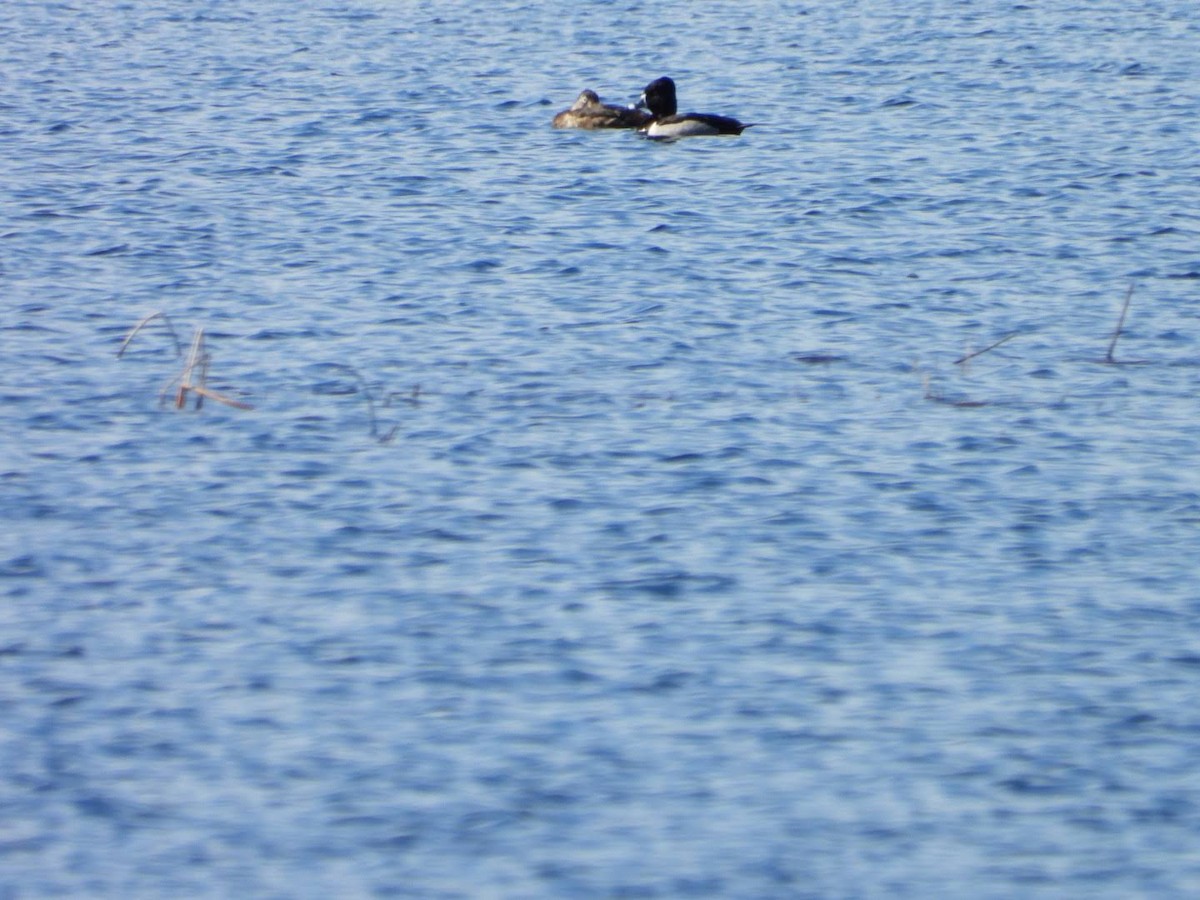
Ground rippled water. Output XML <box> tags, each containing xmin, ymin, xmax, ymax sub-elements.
<box><xmin>4</xmin><ymin>0</ymin><xmax>1200</xmax><ymax>896</ymax></box>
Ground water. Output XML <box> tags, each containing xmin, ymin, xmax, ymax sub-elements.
<box><xmin>4</xmin><ymin>0</ymin><xmax>1200</xmax><ymax>896</ymax></box>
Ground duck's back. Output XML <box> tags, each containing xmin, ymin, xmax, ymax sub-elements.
<box><xmin>553</xmin><ymin>91</ymin><xmax>652</xmax><ymax>130</ymax></box>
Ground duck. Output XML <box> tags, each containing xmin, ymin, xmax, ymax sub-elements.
<box><xmin>552</xmin><ymin>89</ymin><xmax>654</xmax><ymax>130</ymax></box>
<box><xmin>635</xmin><ymin>76</ymin><xmax>753</xmax><ymax>138</ymax></box>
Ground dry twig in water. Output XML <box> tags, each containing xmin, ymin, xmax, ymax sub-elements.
<box><xmin>954</xmin><ymin>331</ymin><xmax>1019</xmax><ymax>366</ymax></box>
<box><xmin>160</xmin><ymin>327</ymin><xmax>254</xmax><ymax>411</ymax></box>
<box><xmin>120</xmin><ymin>313</ymin><xmax>252</xmax><ymax>411</ymax></box>
<box><xmin>117</xmin><ymin>310</ymin><xmax>183</xmax><ymax>358</ymax></box>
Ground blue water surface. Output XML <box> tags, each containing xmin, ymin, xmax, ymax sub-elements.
<box><xmin>4</xmin><ymin>0</ymin><xmax>1200</xmax><ymax>896</ymax></box>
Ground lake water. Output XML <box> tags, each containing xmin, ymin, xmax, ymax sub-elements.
<box><xmin>4</xmin><ymin>0</ymin><xmax>1200</xmax><ymax>896</ymax></box>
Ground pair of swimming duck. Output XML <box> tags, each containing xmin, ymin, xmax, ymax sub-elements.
<box><xmin>553</xmin><ymin>76</ymin><xmax>753</xmax><ymax>139</ymax></box>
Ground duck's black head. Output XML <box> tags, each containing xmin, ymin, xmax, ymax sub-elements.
<box><xmin>636</xmin><ymin>77</ymin><xmax>677</xmax><ymax>117</ymax></box>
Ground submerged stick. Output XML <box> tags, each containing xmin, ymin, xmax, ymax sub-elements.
<box><xmin>922</xmin><ymin>372</ymin><xmax>988</xmax><ymax>408</ymax></box>
<box><xmin>319</xmin><ymin>363</ymin><xmax>397</xmax><ymax>442</ymax></box>
<box><xmin>954</xmin><ymin>331</ymin><xmax>1019</xmax><ymax>366</ymax></box>
<box><xmin>1105</xmin><ymin>283</ymin><xmax>1135</xmax><ymax>364</ymax></box>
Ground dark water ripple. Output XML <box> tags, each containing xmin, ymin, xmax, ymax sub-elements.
<box><xmin>4</xmin><ymin>0</ymin><xmax>1200</xmax><ymax>896</ymax></box>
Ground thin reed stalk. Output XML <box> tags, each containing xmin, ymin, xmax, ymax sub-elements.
<box><xmin>1105</xmin><ymin>283</ymin><xmax>1135</xmax><ymax>364</ymax></box>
